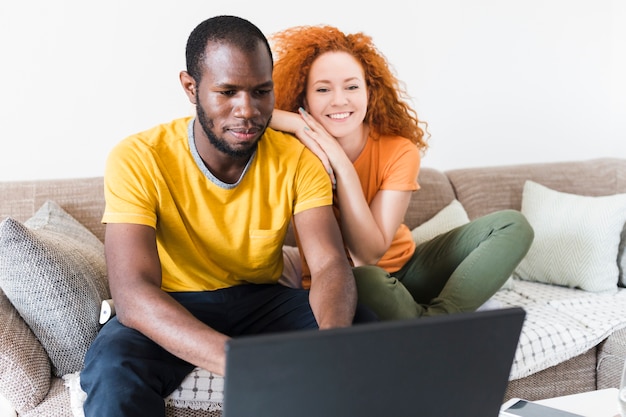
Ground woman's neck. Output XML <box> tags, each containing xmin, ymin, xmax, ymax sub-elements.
<box><xmin>337</xmin><ymin>124</ymin><xmax>370</xmax><ymax>162</ymax></box>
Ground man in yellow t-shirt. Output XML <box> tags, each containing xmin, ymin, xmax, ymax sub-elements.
<box><xmin>79</xmin><ymin>15</ymin><xmax>375</xmax><ymax>417</ymax></box>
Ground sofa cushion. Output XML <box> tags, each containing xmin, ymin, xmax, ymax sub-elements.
<box><xmin>0</xmin><ymin>201</ymin><xmax>110</xmax><ymax>376</ymax></box>
<box><xmin>514</xmin><ymin>180</ymin><xmax>626</xmax><ymax>292</ymax></box>
<box><xmin>411</xmin><ymin>199</ymin><xmax>469</xmax><ymax>245</ymax></box>
<box><xmin>0</xmin><ymin>289</ymin><xmax>50</xmax><ymax>414</ymax></box>
<box><xmin>20</xmin><ymin>378</ymin><xmax>73</xmax><ymax>417</ymax></box>
<box><xmin>404</xmin><ymin>167</ymin><xmax>456</xmax><ymax>230</ymax></box>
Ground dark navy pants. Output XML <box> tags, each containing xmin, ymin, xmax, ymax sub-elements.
<box><xmin>80</xmin><ymin>284</ymin><xmax>376</xmax><ymax>416</ymax></box>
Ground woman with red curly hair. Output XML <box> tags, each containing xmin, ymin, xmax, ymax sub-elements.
<box><xmin>270</xmin><ymin>25</ymin><xmax>534</xmax><ymax>320</ymax></box>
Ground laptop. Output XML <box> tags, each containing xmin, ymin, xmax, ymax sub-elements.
<box><xmin>222</xmin><ymin>307</ymin><xmax>526</xmax><ymax>417</ymax></box>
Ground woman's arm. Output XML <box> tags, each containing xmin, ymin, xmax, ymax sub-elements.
<box><xmin>296</xmin><ymin>110</ymin><xmax>413</xmax><ymax>266</ymax></box>
<box><xmin>271</xmin><ymin>109</ymin><xmax>334</xmax><ymax>183</ymax></box>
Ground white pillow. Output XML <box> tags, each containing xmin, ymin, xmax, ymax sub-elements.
<box><xmin>411</xmin><ymin>199</ymin><xmax>470</xmax><ymax>245</ymax></box>
<box><xmin>514</xmin><ymin>180</ymin><xmax>626</xmax><ymax>292</ymax></box>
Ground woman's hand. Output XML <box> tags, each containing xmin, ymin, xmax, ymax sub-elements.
<box><xmin>270</xmin><ymin>109</ymin><xmax>336</xmax><ymax>186</ymax></box>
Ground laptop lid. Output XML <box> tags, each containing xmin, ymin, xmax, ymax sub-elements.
<box><xmin>222</xmin><ymin>307</ymin><xmax>525</xmax><ymax>417</ymax></box>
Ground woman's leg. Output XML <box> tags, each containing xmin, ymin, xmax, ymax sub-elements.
<box><xmin>352</xmin><ymin>265</ymin><xmax>425</xmax><ymax>320</ymax></box>
<box><xmin>353</xmin><ymin>210</ymin><xmax>533</xmax><ymax>320</ymax></box>
<box><xmin>398</xmin><ymin>209</ymin><xmax>533</xmax><ymax>316</ymax></box>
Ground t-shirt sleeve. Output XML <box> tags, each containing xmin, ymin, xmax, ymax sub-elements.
<box><xmin>292</xmin><ymin>148</ymin><xmax>334</xmax><ymax>215</ymax></box>
<box><xmin>380</xmin><ymin>140</ymin><xmax>421</xmax><ymax>192</ymax></box>
<box><xmin>101</xmin><ymin>138</ymin><xmax>159</xmax><ymax>227</ymax></box>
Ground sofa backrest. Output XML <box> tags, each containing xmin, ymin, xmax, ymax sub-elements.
<box><xmin>446</xmin><ymin>158</ymin><xmax>626</xmax><ymax>220</ymax></box>
<box><xmin>0</xmin><ymin>169</ymin><xmax>457</xmax><ymax>247</ymax></box>
<box><xmin>2</xmin><ymin>158</ymin><xmax>624</xmax><ymax>246</ymax></box>
<box><xmin>404</xmin><ymin>167</ymin><xmax>456</xmax><ymax>229</ymax></box>
<box><xmin>0</xmin><ymin>177</ymin><xmax>105</xmax><ymax>241</ymax></box>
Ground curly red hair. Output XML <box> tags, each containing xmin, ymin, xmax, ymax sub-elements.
<box><xmin>270</xmin><ymin>25</ymin><xmax>428</xmax><ymax>150</ymax></box>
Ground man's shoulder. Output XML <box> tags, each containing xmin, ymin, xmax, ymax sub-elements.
<box><xmin>116</xmin><ymin>117</ymin><xmax>191</xmax><ymax>152</ymax></box>
<box><xmin>261</xmin><ymin>128</ymin><xmax>306</xmax><ymax>156</ymax></box>
<box><xmin>263</xmin><ymin>127</ymin><xmax>301</xmax><ymax>144</ymax></box>
<box><xmin>132</xmin><ymin>117</ymin><xmax>191</xmax><ymax>142</ymax></box>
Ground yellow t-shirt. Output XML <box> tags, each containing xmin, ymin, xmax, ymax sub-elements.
<box><xmin>102</xmin><ymin>117</ymin><xmax>332</xmax><ymax>291</ymax></box>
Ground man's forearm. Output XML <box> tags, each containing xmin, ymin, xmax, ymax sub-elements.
<box><xmin>309</xmin><ymin>262</ymin><xmax>357</xmax><ymax>329</ymax></box>
<box><xmin>114</xmin><ymin>285</ymin><xmax>230</xmax><ymax>375</ymax></box>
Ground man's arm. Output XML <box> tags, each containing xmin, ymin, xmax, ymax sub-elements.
<box><xmin>105</xmin><ymin>223</ymin><xmax>230</xmax><ymax>375</ymax></box>
<box><xmin>292</xmin><ymin>205</ymin><xmax>357</xmax><ymax>329</ymax></box>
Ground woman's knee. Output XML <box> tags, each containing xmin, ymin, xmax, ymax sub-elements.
<box><xmin>352</xmin><ymin>266</ymin><xmax>421</xmax><ymax>320</ymax></box>
<box><xmin>483</xmin><ymin>209</ymin><xmax>534</xmax><ymax>243</ymax></box>
<box><xmin>353</xmin><ymin>265</ymin><xmax>390</xmax><ymax>284</ymax></box>
<box><xmin>500</xmin><ymin>209</ymin><xmax>534</xmax><ymax>247</ymax></box>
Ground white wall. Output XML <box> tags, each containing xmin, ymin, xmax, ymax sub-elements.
<box><xmin>0</xmin><ymin>0</ymin><xmax>624</xmax><ymax>181</ymax></box>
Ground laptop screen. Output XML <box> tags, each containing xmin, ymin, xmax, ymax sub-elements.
<box><xmin>223</xmin><ymin>307</ymin><xmax>525</xmax><ymax>417</ymax></box>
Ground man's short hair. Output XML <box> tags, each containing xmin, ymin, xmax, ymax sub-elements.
<box><xmin>186</xmin><ymin>15</ymin><xmax>273</xmax><ymax>82</ymax></box>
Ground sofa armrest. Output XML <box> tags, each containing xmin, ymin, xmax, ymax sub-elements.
<box><xmin>0</xmin><ymin>289</ymin><xmax>51</xmax><ymax>414</ymax></box>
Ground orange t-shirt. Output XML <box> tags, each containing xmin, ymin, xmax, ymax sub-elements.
<box><xmin>299</xmin><ymin>134</ymin><xmax>420</xmax><ymax>287</ymax></box>
<box><xmin>348</xmin><ymin>134</ymin><xmax>421</xmax><ymax>272</ymax></box>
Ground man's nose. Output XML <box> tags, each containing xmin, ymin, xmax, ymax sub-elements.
<box><xmin>234</xmin><ymin>93</ymin><xmax>261</xmax><ymax>119</ymax></box>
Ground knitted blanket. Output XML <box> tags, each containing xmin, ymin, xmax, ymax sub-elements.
<box><xmin>493</xmin><ymin>279</ymin><xmax>626</xmax><ymax>380</ymax></box>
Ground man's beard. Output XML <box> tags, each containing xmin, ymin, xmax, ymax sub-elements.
<box><xmin>196</xmin><ymin>102</ymin><xmax>269</xmax><ymax>160</ymax></box>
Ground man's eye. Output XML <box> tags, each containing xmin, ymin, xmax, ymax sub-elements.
<box><xmin>220</xmin><ymin>90</ymin><xmax>236</xmax><ymax>96</ymax></box>
<box><xmin>256</xmin><ymin>89</ymin><xmax>272</xmax><ymax>95</ymax></box>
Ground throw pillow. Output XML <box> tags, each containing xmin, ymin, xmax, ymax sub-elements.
<box><xmin>411</xmin><ymin>199</ymin><xmax>470</xmax><ymax>245</ymax></box>
<box><xmin>0</xmin><ymin>201</ymin><xmax>109</xmax><ymax>376</ymax></box>
<box><xmin>0</xmin><ymin>288</ymin><xmax>50</xmax><ymax>414</ymax></box>
<box><xmin>514</xmin><ymin>181</ymin><xmax>626</xmax><ymax>292</ymax></box>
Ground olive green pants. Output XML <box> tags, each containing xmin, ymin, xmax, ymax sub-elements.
<box><xmin>353</xmin><ymin>209</ymin><xmax>534</xmax><ymax>320</ymax></box>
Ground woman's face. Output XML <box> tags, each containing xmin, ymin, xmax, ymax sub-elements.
<box><xmin>305</xmin><ymin>51</ymin><xmax>368</xmax><ymax>140</ymax></box>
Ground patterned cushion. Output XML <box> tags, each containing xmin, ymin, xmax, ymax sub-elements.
<box><xmin>514</xmin><ymin>181</ymin><xmax>626</xmax><ymax>292</ymax></box>
<box><xmin>0</xmin><ymin>289</ymin><xmax>50</xmax><ymax>414</ymax></box>
<box><xmin>0</xmin><ymin>201</ymin><xmax>110</xmax><ymax>376</ymax></box>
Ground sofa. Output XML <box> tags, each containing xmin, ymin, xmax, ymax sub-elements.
<box><xmin>1</xmin><ymin>157</ymin><xmax>625</xmax><ymax>416</ymax></box>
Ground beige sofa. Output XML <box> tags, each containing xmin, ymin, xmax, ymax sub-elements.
<box><xmin>1</xmin><ymin>157</ymin><xmax>625</xmax><ymax>416</ymax></box>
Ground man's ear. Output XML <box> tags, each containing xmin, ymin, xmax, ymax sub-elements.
<box><xmin>180</xmin><ymin>71</ymin><xmax>197</xmax><ymax>104</ymax></box>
